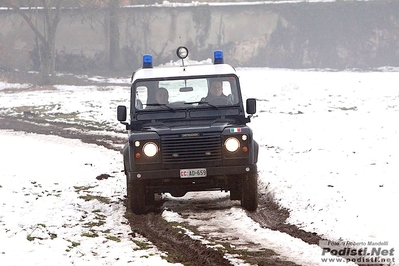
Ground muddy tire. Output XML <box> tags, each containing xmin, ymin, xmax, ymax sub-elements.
<box><xmin>241</xmin><ymin>173</ymin><xmax>258</xmax><ymax>212</ymax></box>
<box><xmin>127</xmin><ymin>177</ymin><xmax>147</xmax><ymax>214</ymax></box>
<box><xmin>230</xmin><ymin>187</ymin><xmax>241</xmax><ymax>200</ymax></box>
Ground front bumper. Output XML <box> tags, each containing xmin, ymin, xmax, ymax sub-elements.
<box><xmin>127</xmin><ymin>164</ymin><xmax>257</xmax><ymax>180</ymax></box>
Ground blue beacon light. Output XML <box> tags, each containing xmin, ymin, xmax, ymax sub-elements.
<box><xmin>143</xmin><ymin>54</ymin><xmax>153</xmax><ymax>68</ymax></box>
<box><xmin>213</xmin><ymin>50</ymin><xmax>224</xmax><ymax>64</ymax></box>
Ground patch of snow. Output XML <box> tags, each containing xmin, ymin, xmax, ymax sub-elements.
<box><xmin>0</xmin><ymin>81</ymin><xmax>31</xmax><ymax>90</ymax></box>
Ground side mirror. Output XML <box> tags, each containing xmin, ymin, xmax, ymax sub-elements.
<box><xmin>246</xmin><ymin>98</ymin><xmax>257</xmax><ymax>115</ymax></box>
<box><xmin>117</xmin><ymin>105</ymin><xmax>127</xmax><ymax>122</ymax></box>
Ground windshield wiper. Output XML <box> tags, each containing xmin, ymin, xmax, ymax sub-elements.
<box><xmin>145</xmin><ymin>103</ymin><xmax>176</xmax><ymax>111</ymax></box>
<box><xmin>185</xmin><ymin>101</ymin><xmax>219</xmax><ymax>109</ymax></box>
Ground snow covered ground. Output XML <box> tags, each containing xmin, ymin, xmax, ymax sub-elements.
<box><xmin>1</xmin><ymin>67</ymin><xmax>398</xmax><ymax>265</ymax></box>
<box><xmin>240</xmin><ymin>68</ymin><xmax>399</xmax><ymax>242</ymax></box>
<box><xmin>0</xmin><ymin>132</ymin><xmax>179</xmax><ymax>266</ymax></box>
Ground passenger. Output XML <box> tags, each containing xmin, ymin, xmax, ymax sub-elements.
<box><xmin>155</xmin><ymin>87</ymin><xmax>169</xmax><ymax>104</ymax></box>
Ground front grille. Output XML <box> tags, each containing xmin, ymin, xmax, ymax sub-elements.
<box><xmin>161</xmin><ymin>132</ymin><xmax>222</xmax><ymax>164</ymax></box>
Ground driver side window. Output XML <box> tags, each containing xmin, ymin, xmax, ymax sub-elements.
<box><xmin>203</xmin><ymin>78</ymin><xmax>236</xmax><ymax>105</ymax></box>
<box><xmin>135</xmin><ymin>86</ymin><xmax>148</xmax><ymax>109</ymax></box>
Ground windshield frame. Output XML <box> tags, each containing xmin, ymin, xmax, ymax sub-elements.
<box><xmin>130</xmin><ymin>74</ymin><xmax>244</xmax><ymax>122</ymax></box>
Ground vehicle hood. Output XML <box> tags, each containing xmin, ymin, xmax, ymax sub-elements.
<box><xmin>141</xmin><ymin>120</ymin><xmax>236</xmax><ymax>135</ymax></box>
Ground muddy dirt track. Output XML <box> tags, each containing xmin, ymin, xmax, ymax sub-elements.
<box><xmin>0</xmin><ymin>114</ymin><xmax>335</xmax><ymax>266</ymax></box>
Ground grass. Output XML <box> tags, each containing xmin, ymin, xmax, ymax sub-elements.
<box><xmin>132</xmin><ymin>240</ymin><xmax>151</xmax><ymax>250</ymax></box>
<box><xmin>65</xmin><ymin>240</ymin><xmax>81</xmax><ymax>252</ymax></box>
<box><xmin>106</xmin><ymin>235</ymin><xmax>121</xmax><ymax>242</ymax></box>
<box><xmin>74</xmin><ymin>185</ymin><xmax>119</xmax><ymax>244</ymax></box>
<box><xmin>81</xmin><ymin>231</ymin><xmax>99</xmax><ymax>238</ymax></box>
<box><xmin>73</xmin><ymin>185</ymin><xmax>106</xmax><ymax>205</ymax></box>
<box><xmin>83</xmin><ymin>220</ymin><xmax>106</xmax><ymax>228</ymax></box>
<box><xmin>78</xmin><ymin>195</ymin><xmax>111</xmax><ymax>204</ymax></box>
<box><xmin>26</xmin><ymin>223</ymin><xmax>58</xmax><ymax>242</ymax></box>
<box><xmin>73</xmin><ymin>185</ymin><xmax>97</xmax><ymax>192</ymax></box>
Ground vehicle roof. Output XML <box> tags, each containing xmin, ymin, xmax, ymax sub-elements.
<box><xmin>132</xmin><ymin>63</ymin><xmax>238</xmax><ymax>82</ymax></box>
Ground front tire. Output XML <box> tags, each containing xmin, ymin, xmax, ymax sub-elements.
<box><xmin>127</xmin><ymin>177</ymin><xmax>147</xmax><ymax>214</ymax></box>
<box><xmin>241</xmin><ymin>173</ymin><xmax>258</xmax><ymax>212</ymax></box>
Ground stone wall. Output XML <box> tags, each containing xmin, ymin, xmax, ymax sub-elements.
<box><xmin>1</xmin><ymin>0</ymin><xmax>398</xmax><ymax>72</ymax></box>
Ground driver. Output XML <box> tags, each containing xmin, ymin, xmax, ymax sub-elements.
<box><xmin>201</xmin><ymin>79</ymin><xmax>228</xmax><ymax>104</ymax></box>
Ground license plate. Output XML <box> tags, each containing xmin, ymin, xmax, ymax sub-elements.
<box><xmin>180</xmin><ymin>168</ymin><xmax>207</xmax><ymax>178</ymax></box>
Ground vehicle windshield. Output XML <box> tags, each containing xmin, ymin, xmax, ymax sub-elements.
<box><xmin>133</xmin><ymin>76</ymin><xmax>240</xmax><ymax>111</ymax></box>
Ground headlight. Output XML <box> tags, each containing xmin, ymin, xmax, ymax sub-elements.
<box><xmin>143</xmin><ymin>142</ymin><xmax>158</xmax><ymax>157</ymax></box>
<box><xmin>224</xmin><ymin>137</ymin><xmax>240</xmax><ymax>152</ymax></box>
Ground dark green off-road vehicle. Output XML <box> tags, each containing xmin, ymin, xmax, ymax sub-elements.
<box><xmin>117</xmin><ymin>47</ymin><xmax>259</xmax><ymax>214</ymax></box>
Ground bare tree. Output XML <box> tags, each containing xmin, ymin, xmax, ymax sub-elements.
<box><xmin>4</xmin><ymin>0</ymin><xmax>126</xmax><ymax>82</ymax></box>
<box><xmin>108</xmin><ymin>0</ymin><xmax>120</xmax><ymax>70</ymax></box>
<box><xmin>73</xmin><ymin>0</ymin><xmax>123</xmax><ymax>71</ymax></box>
<box><xmin>5</xmin><ymin>0</ymin><xmax>63</xmax><ymax>85</ymax></box>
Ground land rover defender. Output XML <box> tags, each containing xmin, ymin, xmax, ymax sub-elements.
<box><xmin>117</xmin><ymin>47</ymin><xmax>259</xmax><ymax>214</ymax></box>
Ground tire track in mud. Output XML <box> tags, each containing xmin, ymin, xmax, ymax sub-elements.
<box><xmin>0</xmin><ymin>115</ymin><xmax>334</xmax><ymax>266</ymax></box>
<box><xmin>126</xmin><ymin>211</ymin><xmax>232</xmax><ymax>266</ymax></box>
<box><xmin>249</xmin><ymin>196</ymin><xmax>322</xmax><ymax>245</ymax></box>
<box><xmin>161</xmin><ymin>193</ymin><xmax>319</xmax><ymax>266</ymax></box>
<box><xmin>0</xmin><ymin>115</ymin><xmax>125</xmax><ymax>151</ymax></box>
